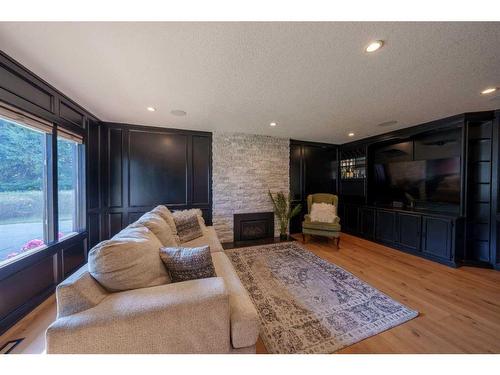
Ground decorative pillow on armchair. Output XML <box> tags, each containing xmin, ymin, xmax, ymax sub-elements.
<box><xmin>159</xmin><ymin>246</ymin><xmax>216</xmax><ymax>283</ymax></box>
<box><xmin>173</xmin><ymin>209</ymin><xmax>204</xmax><ymax>242</ymax></box>
<box><xmin>310</xmin><ymin>202</ymin><xmax>337</xmax><ymax>223</ymax></box>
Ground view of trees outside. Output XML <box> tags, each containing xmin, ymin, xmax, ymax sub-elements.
<box><xmin>0</xmin><ymin>117</ymin><xmax>75</xmax><ymax>264</ymax></box>
<box><xmin>58</xmin><ymin>136</ymin><xmax>78</xmax><ymax>239</ymax></box>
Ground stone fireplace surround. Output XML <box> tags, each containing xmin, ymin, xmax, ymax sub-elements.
<box><xmin>212</xmin><ymin>132</ymin><xmax>290</xmax><ymax>243</ymax></box>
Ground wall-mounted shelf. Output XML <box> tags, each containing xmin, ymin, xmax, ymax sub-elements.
<box><xmin>340</xmin><ymin>156</ymin><xmax>366</xmax><ymax>179</ymax></box>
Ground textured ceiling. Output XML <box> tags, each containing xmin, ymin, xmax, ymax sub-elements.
<box><xmin>0</xmin><ymin>22</ymin><xmax>499</xmax><ymax>143</ymax></box>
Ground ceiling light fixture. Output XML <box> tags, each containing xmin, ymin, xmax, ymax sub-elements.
<box><xmin>480</xmin><ymin>87</ymin><xmax>497</xmax><ymax>95</ymax></box>
<box><xmin>270</xmin><ymin>122</ymin><xmax>277</xmax><ymax>127</ymax></box>
<box><xmin>348</xmin><ymin>132</ymin><xmax>355</xmax><ymax>137</ymax></box>
<box><xmin>147</xmin><ymin>106</ymin><xmax>156</xmax><ymax>112</ymax></box>
<box><xmin>365</xmin><ymin>40</ymin><xmax>384</xmax><ymax>53</ymax></box>
<box><xmin>171</xmin><ymin>109</ymin><xmax>187</xmax><ymax>116</ymax></box>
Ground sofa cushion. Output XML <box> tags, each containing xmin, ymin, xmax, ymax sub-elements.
<box><xmin>151</xmin><ymin>205</ymin><xmax>178</xmax><ymax>237</ymax></box>
<box><xmin>211</xmin><ymin>252</ymin><xmax>260</xmax><ymax>349</ymax></box>
<box><xmin>88</xmin><ymin>225</ymin><xmax>171</xmax><ymax>292</ymax></box>
<box><xmin>133</xmin><ymin>212</ymin><xmax>179</xmax><ymax>247</ymax></box>
<box><xmin>182</xmin><ymin>226</ymin><xmax>224</xmax><ymax>253</ymax></box>
<box><xmin>160</xmin><ymin>246</ymin><xmax>216</xmax><ymax>283</ymax></box>
<box><xmin>173</xmin><ymin>209</ymin><xmax>203</xmax><ymax>242</ymax></box>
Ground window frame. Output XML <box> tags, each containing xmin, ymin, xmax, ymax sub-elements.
<box><xmin>0</xmin><ymin>102</ymin><xmax>87</xmax><ymax>269</ymax></box>
<box><xmin>56</xmin><ymin>129</ymin><xmax>86</xmax><ymax>240</ymax></box>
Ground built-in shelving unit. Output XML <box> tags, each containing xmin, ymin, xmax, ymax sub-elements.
<box><xmin>340</xmin><ymin>146</ymin><xmax>366</xmax><ymax>198</ymax></box>
<box><xmin>336</xmin><ymin>111</ymin><xmax>498</xmax><ymax>269</ymax></box>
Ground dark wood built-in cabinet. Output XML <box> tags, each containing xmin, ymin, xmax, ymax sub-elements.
<box><xmin>289</xmin><ymin>140</ymin><xmax>338</xmax><ymax>233</ymax></box>
<box><xmin>422</xmin><ymin>216</ymin><xmax>453</xmax><ymax>261</ymax></box>
<box><xmin>396</xmin><ymin>212</ymin><xmax>421</xmax><ymax>252</ymax></box>
<box><xmin>336</xmin><ymin>112</ymin><xmax>493</xmax><ymax>268</ymax></box>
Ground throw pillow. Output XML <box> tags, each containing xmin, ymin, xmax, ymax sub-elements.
<box><xmin>133</xmin><ymin>212</ymin><xmax>179</xmax><ymax>247</ymax></box>
<box><xmin>159</xmin><ymin>246</ymin><xmax>216</xmax><ymax>283</ymax></box>
<box><xmin>173</xmin><ymin>209</ymin><xmax>203</xmax><ymax>242</ymax></box>
<box><xmin>88</xmin><ymin>225</ymin><xmax>171</xmax><ymax>292</ymax></box>
<box><xmin>310</xmin><ymin>202</ymin><xmax>337</xmax><ymax>223</ymax></box>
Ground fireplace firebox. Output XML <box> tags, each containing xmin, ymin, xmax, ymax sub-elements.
<box><xmin>233</xmin><ymin>212</ymin><xmax>274</xmax><ymax>242</ymax></box>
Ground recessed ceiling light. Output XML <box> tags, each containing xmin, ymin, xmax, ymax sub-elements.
<box><xmin>348</xmin><ymin>132</ymin><xmax>355</xmax><ymax>137</ymax></box>
<box><xmin>365</xmin><ymin>40</ymin><xmax>384</xmax><ymax>53</ymax></box>
<box><xmin>147</xmin><ymin>106</ymin><xmax>156</xmax><ymax>112</ymax></box>
<box><xmin>270</xmin><ymin>122</ymin><xmax>277</xmax><ymax>127</ymax></box>
<box><xmin>480</xmin><ymin>87</ymin><xmax>497</xmax><ymax>95</ymax></box>
<box><xmin>171</xmin><ymin>109</ymin><xmax>187</xmax><ymax>116</ymax></box>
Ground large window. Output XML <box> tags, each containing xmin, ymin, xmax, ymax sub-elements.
<box><xmin>57</xmin><ymin>131</ymin><xmax>85</xmax><ymax>239</ymax></box>
<box><xmin>0</xmin><ymin>103</ymin><xmax>85</xmax><ymax>267</ymax></box>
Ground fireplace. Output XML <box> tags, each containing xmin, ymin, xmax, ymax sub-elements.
<box><xmin>233</xmin><ymin>212</ymin><xmax>274</xmax><ymax>242</ymax></box>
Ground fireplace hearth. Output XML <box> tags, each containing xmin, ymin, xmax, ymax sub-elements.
<box><xmin>234</xmin><ymin>212</ymin><xmax>274</xmax><ymax>242</ymax></box>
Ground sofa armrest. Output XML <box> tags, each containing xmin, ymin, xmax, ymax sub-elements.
<box><xmin>46</xmin><ymin>277</ymin><xmax>231</xmax><ymax>354</ymax></box>
<box><xmin>56</xmin><ymin>265</ymin><xmax>108</xmax><ymax>318</ymax></box>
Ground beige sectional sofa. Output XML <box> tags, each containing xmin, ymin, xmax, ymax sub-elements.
<box><xmin>45</xmin><ymin>207</ymin><xmax>260</xmax><ymax>354</ymax></box>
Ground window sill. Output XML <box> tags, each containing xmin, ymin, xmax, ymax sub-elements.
<box><xmin>0</xmin><ymin>244</ymin><xmax>49</xmax><ymax>269</ymax></box>
<box><xmin>0</xmin><ymin>231</ymin><xmax>87</xmax><ymax>278</ymax></box>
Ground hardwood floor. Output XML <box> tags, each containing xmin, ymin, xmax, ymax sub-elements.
<box><xmin>2</xmin><ymin>233</ymin><xmax>500</xmax><ymax>354</ymax></box>
<box><xmin>258</xmin><ymin>234</ymin><xmax>500</xmax><ymax>353</ymax></box>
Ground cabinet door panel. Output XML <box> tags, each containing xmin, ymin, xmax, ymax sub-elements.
<box><xmin>360</xmin><ymin>208</ymin><xmax>375</xmax><ymax>239</ymax></box>
<box><xmin>344</xmin><ymin>204</ymin><xmax>359</xmax><ymax>233</ymax></box>
<box><xmin>422</xmin><ymin>217</ymin><xmax>452</xmax><ymax>259</ymax></box>
<box><xmin>397</xmin><ymin>213</ymin><xmax>421</xmax><ymax>251</ymax></box>
<box><xmin>376</xmin><ymin>210</ymin><xmax>396</xmax><ymax>243</ymax></box>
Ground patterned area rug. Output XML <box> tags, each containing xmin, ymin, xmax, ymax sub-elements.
<box><xmin>226</xmin><ymin>242</ymin><xmax>418</xmax><ymax>354</ymax></box>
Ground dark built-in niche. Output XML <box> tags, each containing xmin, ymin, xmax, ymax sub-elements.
<box><xmin>87</xmin><ymin>122</ymin><xmax>212</xmax><ymax>247</ymax></box>
<box><xmin>289</xmin><ymin>140</ymin><xmax>338</xmax><ymax>233</ymax></box>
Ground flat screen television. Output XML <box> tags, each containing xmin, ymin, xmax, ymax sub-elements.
<box><xmin>373</xmin><ymin>157</ymin><xmax>461</xmax><ymax>205</ymax></box>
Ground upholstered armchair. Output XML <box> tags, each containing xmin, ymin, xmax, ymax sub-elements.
<box><xmin>302</xmin><ymin>193</ymin><xmax>341</xmax><ymax>247</ymax></box>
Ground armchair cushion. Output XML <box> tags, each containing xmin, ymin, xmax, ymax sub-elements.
<box><xmin>304</xmin><ymin>214</ymin><xmax>340</xmax><ymax>225</ymax></box>
<box><xmin>303</xmin><ymin>221</ymin><xmax>341</xmax><ymax>232</ymax></box>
